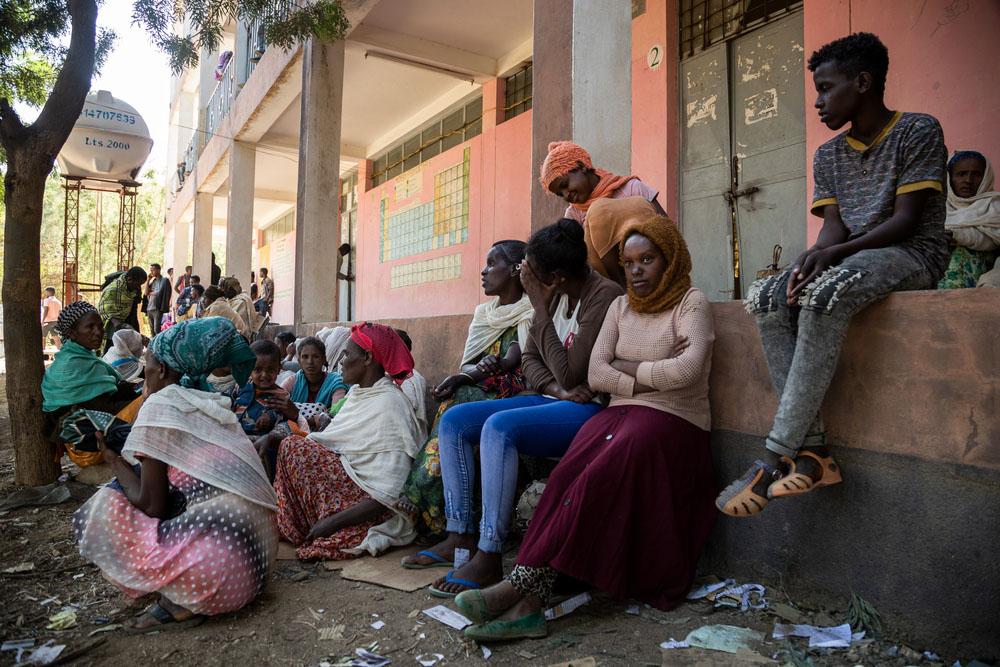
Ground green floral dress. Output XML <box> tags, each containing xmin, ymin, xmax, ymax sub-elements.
<box><xmin>401</xmin><ymin>327</ymin><xmax>526</xmax><ymax>538</ymax></box>
<box><xmin>938</xmin><ymin>245</ymin><xmax>998</xmax><ymax>289</ymax></box>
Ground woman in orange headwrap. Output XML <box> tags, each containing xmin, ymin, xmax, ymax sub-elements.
<box><xmin>585</xmin><ymin>196</ymin><xmax>672</xmax><ymax>287</ymax></box>
<box><xmin>539</xmin><ymin>141</ymin><xmax>667</xmax><ymax>225</ymax></box>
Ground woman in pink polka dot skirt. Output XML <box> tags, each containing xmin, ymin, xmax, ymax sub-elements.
<box><xmin>73</xmin><ymin>318</ymin><xmax>278</xmax><ymax>632</ymax></box>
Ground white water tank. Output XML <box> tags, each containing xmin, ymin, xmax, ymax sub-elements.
<box><xmin>56</xmin><ymin>90</ymin><xmax>153</xmax><ymax>183</ymax></box>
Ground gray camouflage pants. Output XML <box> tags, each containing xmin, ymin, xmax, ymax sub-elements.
<box><xmin>744</xmin><ymin>246</ymin><xmax>936</xmax><ymax>458</ymax></box>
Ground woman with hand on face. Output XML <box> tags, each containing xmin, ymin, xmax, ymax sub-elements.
<box><xmin>410</xmin><ymin>220</ymin><xmax>623</xmax><ymax>597</ymax></box>
<box><xmin>457</xmin><ymin>213</ymin><xmax>717</xmax><ymax>642</ymax></box>
<box><xmin>273</xmin><ymin>324</ymin><xmax>422</xmax><ymax>561</ymax></box>
<box><xmin>397</xmin><ymin>241</ymin><xmax>534</xmax><ymax>544</ymax></box>
<box><xmin>73</xmin><ymin>317</ymin><xmax>277</xmax><ymax>634</ymax></box>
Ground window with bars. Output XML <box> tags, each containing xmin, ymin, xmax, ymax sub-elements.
<box><xmin>262</xmin><ymin>208</ymin><xmax>294</xmax><ymax>246</ymax></box>
<box><xmin>503</xmin><ymin>64</ymin><xmax>532</xmax><ymax>122</ymax></box>
<box><xmin>370</xmin><ymin>96</ymin><xmax>483</xmax><ymax>187</ymax></box>
<box><xmin>680</xmin><ymin>0</ymin><xmax>801</xmax><ymax>59</ymax></box>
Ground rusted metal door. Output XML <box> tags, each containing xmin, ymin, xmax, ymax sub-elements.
<box><xmin>680</xmin><ymin>43</ymin><xmax>735</xmax><ymax>301</ymax></box>
<box><xmin>680</xmin><ymin>11</ymin><xmax>805</xmax><ymax>300</ymax></box>
<box><xmin>730</xmin><ymin>13</ymin><xmax>806</xmax><ymax>296</ymax></box>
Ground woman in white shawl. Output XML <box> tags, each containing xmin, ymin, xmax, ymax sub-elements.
<box><xmin>399</xmin><ymin>241</ymin><xmax>535</xmax><ymax>551</ymax></box>
<box><xmin>938</xmin><ymin>150</ymin><xmax>1000</xmax><ymax>289</ymax></box>
<box><xmin>73</xmin><ymin>318</ymin><xmax>277</xmax><ymax>633</ymax></box>
<box><xmin>274</xmin><ymin>323</ymin><xmax>422</xmax><ymax>561</ymax></box>
<box><xmin>101</xmin><ymin>328</ymin><xmax>145</xmax><ymax>383</ymax></box>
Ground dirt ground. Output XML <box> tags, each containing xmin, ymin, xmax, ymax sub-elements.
<box><xmin>0</xmin><ymin>381</ymin><xmax>953</xmax><ymax>667</ymax></box>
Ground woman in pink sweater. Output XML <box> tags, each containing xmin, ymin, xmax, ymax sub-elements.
<box><xmin>456</xmin><ymin>211</ymin><xmax>717</xmax><ymax>642</ymax></box>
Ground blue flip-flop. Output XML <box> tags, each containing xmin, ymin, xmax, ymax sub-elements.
<box><xmin>401</xmin><ymin>549</ymin><xmax>454</xmax><ymax>570</ymax></box>
<box><xmin>429</xmin><ymin>571</ymin><xmax>483</xmax><ymax>598</ymax></box>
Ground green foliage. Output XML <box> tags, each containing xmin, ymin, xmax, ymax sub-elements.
<box><xmin>0</xmin><ymin>169</ymin><xmax>165</xmax><ymax>301</ymax></box>
<box><xmin>133</xmin><ymin>0</ymin><xmax>350</xmax><ymax>73</ymax></box>
<box><xmin>846</xmin><ymin>592</ymin><xmax>883</xmax><ymax>638</ymax></box>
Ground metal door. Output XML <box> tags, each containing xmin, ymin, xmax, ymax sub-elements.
<box><xmin>730</xmin><ymin>14</ymin><xmax>806</xmax><ymax>296</ymax></box>
<box><xmin>680</xmin><ymin>43</ymin><xmax>735</xmax><ymax>301</ymax></box>
<box><xmin>679</xmin><ymin>11</ymin><xmax>805</xmax><ymax>300</ymax></box>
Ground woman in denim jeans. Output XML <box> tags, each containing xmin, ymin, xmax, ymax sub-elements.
<box><xmin>406</xmin><ymin>219</ymin><xmax>623</xmax><ymax>597</ymax></box>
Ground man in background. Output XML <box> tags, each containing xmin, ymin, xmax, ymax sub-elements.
<box><xmin>40</xmin><ymin>286</ymin><xmax>62</xmax><ymax>350</ymax></box>
<box><xmin>145</xmin><ymin>263</ymin><xmax>172</xmax><ymax>335</ymax></box>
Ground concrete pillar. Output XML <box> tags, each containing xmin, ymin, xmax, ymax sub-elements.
<box><xmin>294</xmin><ymin>39</ymin><xmax>344</xmax><ymax>324</ymax></box>
<box><xmin>530</xmin><ymin>0</ymin><xmax>633</xmax><ymax>231</ymax></box>
<box><xmin>193</xmin><ymin>191</ymin><xmax>214</xmax><ymax>285</ymax></box>
<box><xmin>225</xmin><ymin>141</ymin><xmax>255</xmax><ymax>291</ymax></box>
<box><xmin>170</xmin><ymin>218</ymin><xmax>190</xmax><ymax>281</ymax></box>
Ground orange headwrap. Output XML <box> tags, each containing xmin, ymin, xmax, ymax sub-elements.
<box><xmin>585</xmin><ymin>197</ymin><xmax>660</xmax><ymax>278</ymax></box>
<box><xmin>619</xmin><ymin>215</ymin><xmax>691</xmax><ymax>314</ymax></box>
<box><xmin>539</xmin><ymin>141</ymin><xmax>636</xmax><ymax>213</ymax></box>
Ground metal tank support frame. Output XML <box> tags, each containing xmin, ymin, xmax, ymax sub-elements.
<box><xmin>60</xmin><ymin>175</ymin><xmax>142</xmax><ymax>303</ymax></box>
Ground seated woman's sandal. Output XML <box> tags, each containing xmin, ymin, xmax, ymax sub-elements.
<box><xmin>715</xmin><ymin>460</ymin><xmax>778</xmax><ymax>517</ymax></box>
<box><xmin>767</xmin><ymin>450</ymin><xmax>842</xmax><ymax>499</ymax></box>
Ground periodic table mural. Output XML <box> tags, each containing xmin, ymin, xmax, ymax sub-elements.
<box><xmin>379</xmin><ymin>147</ymin><xmax>471</xmax><ymax>288</ymax></box>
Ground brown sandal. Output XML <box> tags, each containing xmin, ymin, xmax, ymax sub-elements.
<box><xmin>767</xmin><ymin>450</ymin><xmax>842</xmax><ymax>499</ymax></box>
<box><xmin>716</xmin><ymin>460</ymin><xmax>776</xmax><ymax>517</ymax></box>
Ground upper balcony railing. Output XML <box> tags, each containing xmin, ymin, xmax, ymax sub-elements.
<box><xmin>205</xmin><ymin>56</ymin><xmax>236</xmax><ymax>139</ymax></box>
<box><xmin>243</xmin><ymin>0</ymin><xmax>307</xmax><ymax>81</ymax></box>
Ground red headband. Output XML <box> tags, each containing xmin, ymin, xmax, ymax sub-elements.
<box><xmin>350</xmin><ymin>323</ymin><xmax>414</xmax><ymax>385</ymax></box>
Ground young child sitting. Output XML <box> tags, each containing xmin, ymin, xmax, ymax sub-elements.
<box><xmin>717</xmin><ymin>32</ymin><xmax>949</xmax><ymax>517</ymax></box>
<box><xmin>234</xmin><ymin>340</ymin><xmax>299</xmax><ymax>442</ymax></box>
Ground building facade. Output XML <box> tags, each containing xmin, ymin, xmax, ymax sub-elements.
<box><xmin>164</xmin><ymin>0</ymin><xmax>1000</xmax><ymax>324</ymax></box>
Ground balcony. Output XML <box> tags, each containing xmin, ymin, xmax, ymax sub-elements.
<box><xmin>205</xmin><ymin>55</ymin><xmax>236</xmax><ymax>140</ymax></box>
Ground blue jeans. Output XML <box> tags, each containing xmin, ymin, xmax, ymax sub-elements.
<box><xmin>439</xmin><ymin>395</ymin><xmax>603</xmax><ymax>553</ymax></box>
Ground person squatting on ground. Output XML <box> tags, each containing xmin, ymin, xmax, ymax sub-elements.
<box><xmin>717</xmin><ymin>32</ymin><xmax>950</xmax><ymax>517</ymax></box>
<box><xmin>73</xmin><ymin>317</ymin><xmax>277</xmax><ymax>633</ymax></box>
<box><xmin>456</xmin><ymin>207</ymin><xmax>717</xmax><ymax>642</ymax></box>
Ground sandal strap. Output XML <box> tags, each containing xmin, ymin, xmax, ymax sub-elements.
<box><xmin>146</xmin><ymin>602</ymin><xmax>175</xmax><ymax>624</ymax></box>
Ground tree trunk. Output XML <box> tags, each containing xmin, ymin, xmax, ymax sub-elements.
<box><xmin>0</xmin><ymin>0</ymin><xmax>98</xmax><ymax>485</ymax></box>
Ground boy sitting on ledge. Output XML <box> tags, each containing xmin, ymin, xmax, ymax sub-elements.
<box><xmin>717</xmin><ymin>32</ymin><xmax>949</xmax><ymax>517</ymax></box>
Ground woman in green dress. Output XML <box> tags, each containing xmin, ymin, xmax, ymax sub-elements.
<box><xmin>397</xmin><ymin>241</ymin><xmax>534</xmax><ymax>545</ymax></box>
<box><xmin>938</xmin><ymin>150</ymin><xmax>1000</xmax><ymax>289</ymax></box>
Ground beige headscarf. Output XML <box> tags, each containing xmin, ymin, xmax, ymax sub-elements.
<box><xmin>946</xmin><ymin>152</ymin><xmax>1000</xmax><ymax>252</ymax></box>
<box><xmin>584</xmin><ymin>197</ymin><xmax>660</xmax><ymax>278</ymax></box>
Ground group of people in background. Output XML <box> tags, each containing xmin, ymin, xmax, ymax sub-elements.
<box><xmin>35</xmin><ymin>32</ymin><xmax>998</xmax><ymax>640</ymax></box>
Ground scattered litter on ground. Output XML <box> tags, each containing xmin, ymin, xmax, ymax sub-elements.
<box><xmin>308</xmin><ymin>607</ymin><xmax>325</xmax><ymax>622</ymax></box>
<box><xmin>422</xmin><ymin>605</ymin><xmax>472</xmax><ymax>630</ymax></box>
<box><xmin>2</xmin><ymin>562</ymin><xmax>35</xmax><ymax>574</ymax></box>
<box><xmin>22</xmin><ymin>640</ymin><xmax>65</xmax><ymax>665</ymax></box>
<box><xmin>481</xmin><ymin>645</ymin><xmax>492</xmax><ymax>660</ymax></box>
<box><xmin>546</xmin><ymin>657</ymin><xmax>597</xmax><ymax>667</ymax></box>
<box><xmin>45</xmin><ymin>608</ymin><xmax>78</xmax><ymax>630</ymax></box>
<box><xmin>453</xmin><ymin>548</ymin><xmax>471</xmax><ymax>569</ymax></box>
<box><xmin>407</xmin><ymin>609</ymin><xmax>420</xmax><ymax>618</ymax></box>
<box><xmin>773</xmin><ymin>623</ymin><xmax>864</xmax><ymax>649</ymax></box>
<box><xmin>515</xmin><ymin>649</ymin><xmax>537</xmax><ymax>659</ymax></box>
<box><xmin>347</xmin><ymin>645</ymin><xmax>391</xmax><ymax>667</ymax></box>
<box><xmin>924</xmin><ymin>650</ymin><xmax>941</xmax><ymax>661</ymax></box>
<box><xmin>291</xmin><ymin>571</ymin><xmax>311</xmax><ymax>582</ymax></box>
<box><xmin>1</xmin><ymin>639</ymin><xmax>34</xmax><ymax>652</ymax></box>
<box><xmin>339</xmin><ymin>547</ymin><xmax>442</xmax><ymax>592</ymax></box>
<box><xmin>686</xmin><ymin>577</ymin><xmax>733</xmax><ymax>600</ymax></box>
<box><xmin>0</xmin><ymin>483</ymin><xmax>71</xmax><ymax>512</ymax></box>
<box><xmin>370</xmin><ymin>620</ymin><xmax>385</xmax><ymax>630</ymax></box>
<box><xmin>415</xmin><ymin>653</ymin><xmax>444</xmax><ymax>666</ymax></box>
<box><xmin>712</xmin><ymin>582</ymin><xmax>768</xmax><ymax>611</ymax></box>
<box><xmin>684</xmin><ymin>624</ymin><xmax>763</xmax><ymax>654</ymax></box>
<box><xmin>659</xmin><ymin>638</ymin><xmax>690</xmax><ymax>649</ymax></box>
<box><xmin>544</xmin><ymin>592</ymin><xmax>592</xmax><ymax>620</ymax></box>
<box><xmin>88</xmin><ymin>623</ymin><xmax>123</xmax><ymax>636</ymax></box>
<box><xmin>626</xmin><ymin>603</ymin><xmax>641</xmax><ymax>615</ymax></box>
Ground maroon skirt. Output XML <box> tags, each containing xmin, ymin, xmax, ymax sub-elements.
<box><xmin>516</xmin><ymin>404</ymin><xmax>716</xmax><ymax>610</ymax></box>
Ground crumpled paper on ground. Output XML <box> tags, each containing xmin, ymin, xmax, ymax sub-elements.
<box><xmin>684</xmin><ymin>624</ymin><xmax>763</xmax><ymax>654</ymax></box>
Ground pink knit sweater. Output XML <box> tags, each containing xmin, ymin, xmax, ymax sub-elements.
<box><xmin>588</xmin><ymin>289</ymin><xmax>714</xmax><ymax>431</ymax></box>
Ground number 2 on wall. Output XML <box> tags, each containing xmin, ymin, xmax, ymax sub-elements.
<box><xmin>647</xmin><ymin>45</ymin><xmax>662</xmax><ymax>70</ymax></box>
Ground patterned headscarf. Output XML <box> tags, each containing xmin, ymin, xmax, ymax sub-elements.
<box><xmin>350</xmin><ymin>323</ymin><xmax>414</xmax><ymax>385</ymax></box>
<box><xmin>53</xmin><ymin>301</ymin><xmax>97</xmax><ymax>341</ymax></box>
<box><xmin>150</xmin><ymin>317</ymin><xmax>257</xmax><ymax>388</ymax></box>
<box><xmin>619</xmin><ymin>216</ymin><xmax>692</xmax><ymax>314</ymax></box>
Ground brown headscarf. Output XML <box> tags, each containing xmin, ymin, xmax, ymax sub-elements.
<box><xmin>619</xmin><ymin>215</ymin><xmax>692</xmax><ymax>314</ymax></box>
<box><xmin>585</xmin><ymin>197</ymin><xmax>660</xmax><ymax>277</ymax></box>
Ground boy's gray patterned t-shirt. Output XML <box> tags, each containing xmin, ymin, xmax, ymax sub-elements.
<box><xmin>810</xmin><ymin>111</ymin><xmax>949</xmax><ymax>276</ymax></box>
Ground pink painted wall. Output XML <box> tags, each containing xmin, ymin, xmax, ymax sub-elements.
<box><xmin>356</xmin><ymin>88</ymin><xmax>533</xmax><ymax>321</ymax></box>
<box><xmin>630</xmin><ymin>0</ymin><xmax>681</xmax><ymax>219</ymax></box>
<box><xmin>804</xmin><ymin>0</ymin><xmax>1000</xmax><ymax>241</ymax></box>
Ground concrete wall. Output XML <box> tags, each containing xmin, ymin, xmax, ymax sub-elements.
<box><xmin>804</xmin><ymin>0</ymin><xmax>1000</xmax><ymax>241</ymax></box>
<box><xmin>355</xmin><ymin>106</ymin><xmax>533</xmax><ymax>322</ymax></box>
<box><xmin>281</xmin><ymin>289</ymin><xmax>1000</xmax><ymax>656</ymax></box>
